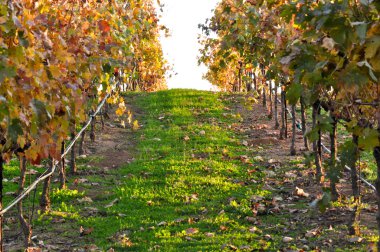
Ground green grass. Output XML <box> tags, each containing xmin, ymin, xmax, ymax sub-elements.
<box><xmin>78</xmin><ymin>89</ymin><xmax>268</xmax><ymax>250</ymax></box>
<box><xmin>4</xmin><ymin>89</ymin><xmax>377</xmax><ymax>251</ymax></box>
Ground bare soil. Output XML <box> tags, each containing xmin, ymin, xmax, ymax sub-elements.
<box><xmin>231</xmin><ymin>93</ymin><xmax>378</xmax><ymax>250</ymax></box>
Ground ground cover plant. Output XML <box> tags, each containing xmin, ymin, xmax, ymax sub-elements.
<box><xmin>4</xmin><ymin>90</ymin><xmax>378</xmax><ymax>251</ymax></box>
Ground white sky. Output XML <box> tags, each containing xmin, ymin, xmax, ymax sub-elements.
<box><xmin>159</xmin><ymin>0</ymin><xmax>220</xmax><ymax>90</ymax></box>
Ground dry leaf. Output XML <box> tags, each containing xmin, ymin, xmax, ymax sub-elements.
<box><xmin>157</xmin><ymin>221</ymin><xmax>167</xmax><ymax>226</ymax></box>
<box><xmin>305</xmin><ymin>227</ymin><xmax>321</xmax><ymax>238</ymax></box>
<box><xmin>294</xmin><ymin>187</ymin><xmax>310</xmax><ymax>197</ymax></box>
<box><xmin>348</xmin><ymin>236</ymin><xmax>363</xmax><ymax>243</ymax></box>
<box><xmin>105</xmin><ymin>199</ymin><xmax>119</xmax><ymax>208</ymax></box>
<box><xmin>186</xmin><ymin>228</ymin><xmax>199</xmax><ymax>235</ymax></box>
<box><xmin>205</xmin><ymin>232</ymin><xmax>214</xmax><ymax>237</ymax></box>
<box><xmin>26</xmin><ymin>248</ymin><xmax>41</xmax><ymax>252</ymax></box>
<box><xmin>98</xmin><ymin>20</ymin><xmax>111</xmax><ymax>32</ymax></box>
<box><xmin>282</xmin><ymin>236</ymin><xmax>293</xmax><ymax>243</ymax></box>
<box><xmin>219</xmin><ymin>225</ymin><xmax>228</xmax><ymax>231</ymax></box>
<box><xmin>80</xmin><ymin>226</ymin><xmax>94</xmax><ymax>236</ymax></box>
<box><xmin>77</xmin><ymin>197</ymin><xmax>93</xmax><ymax>203</ymax></box>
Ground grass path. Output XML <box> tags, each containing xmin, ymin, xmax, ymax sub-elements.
<box><xmin>4</xmin><ymin>89</ymin><xmax>378</xmax><ymax>251</ymax></box>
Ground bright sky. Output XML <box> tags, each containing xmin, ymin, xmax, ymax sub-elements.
<box><xmin>159</xmin><ymin>0</ymin><xmax>220</xmax><ymax>90</ymax></box>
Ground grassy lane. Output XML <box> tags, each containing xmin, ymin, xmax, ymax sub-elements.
<box><xmin>5</xmin><ymin>89</ymin><xmax>375</xmax><ymax>250</ymax></box>
<box><xmin>84</xmin><ymin>89</ymin><xmax>268</xmax><ymax>250</ymax></box>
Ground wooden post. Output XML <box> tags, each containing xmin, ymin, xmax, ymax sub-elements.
<box><xmin>0</xmin><ymin>156</ymin><xmax>3</xmax><ymax>252</ymax></box>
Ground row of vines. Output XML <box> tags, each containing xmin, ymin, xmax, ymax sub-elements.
<box><xmin>0</xmin><ymin>0</ymin><xmax>168</xmax><ymax>249</ymax></box>
<box><xmin>199</xmin><ymin>0</ymin><xmax>380</xmax><ymax>248</ymax></box>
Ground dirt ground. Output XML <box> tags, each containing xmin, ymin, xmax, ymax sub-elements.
<box><xmin>230</xmin><ymin>94</ymin><xmax>378</xmax><ymax>250</ymax></box>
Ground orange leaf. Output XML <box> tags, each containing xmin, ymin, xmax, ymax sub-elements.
<box><xmin>98</xmin><ymin>20</ymin><xmax>110</xmax><ymax>33</ymax></box>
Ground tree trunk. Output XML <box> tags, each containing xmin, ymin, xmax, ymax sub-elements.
<box><xmin>40</xmin><ymin>160</ymin><xmax>53</xmax><ymax>213</ymax></box>
<box><xmin>284</xmin><ymin>92</ymin><xmax>288</xmax><ymax>139</ymax></box>
<box><xmin>373</xmin><ymin>119</ymin><xmax>380</xmax><ymax>250</ymax></box>
<box><xmin>17</xmin><ymin>156</ymin><xmax>32</xmax><ymax>246</ymax></box>
<box><xmin>280</xmin><ymin>91</ymin><xmax>286</xmax><ymax>140</ymax></box>
<box><xmin>237</xmin><ymin>64</ymin><xmax>242</xmax><ymax>92</ymax></box>
<box><xmin>312</xmin><ymin>101</ymin><xmax>324</xmax><ymax>183</ymax></box>
<box><xmin>268</xmin><ymin>81</ymin><xmax>273</xmax><ymax>118</ymax></box>
<box><xmin>300</xmin><ymin>96</ymin><xmax>309</xmax><ymax>150</ymax></box>
<box><xmin>349</xmin><ymin>134</ymin><xmax>361</xmax><ymax>235</ymax></box>
<box><xmin>100</xmin><ymin>109</ymin><xmax>105</xmax><ymax>130</ymax></box>
<box><xmin>253</xmin><ymin>72</ymin><xmax>257</xmax><ymax>91</ymax></box>
<box><xmin>59</xmin><ymin>141</ymin><xmax>66</xmax><ymax>189</ymax></box>
<box><xmin>290</xmin><ymin>105</ymin><xmax>297</xmax><ymax>156</ymax></box>
<box><xmin>103</xmin><ymin>103</ymin><xmax>110</xmax><ymax>120</ymax></box>
<box><xmin>78</xmin><ymin>124</ymin><xmax>86</xmax><ymax>156</ymax></box>
<box><xmin>329</xmin><ymin>115</ymin><xmax>339</xmax><ymax>201</ymax></box>
<box><xmin>262</xmin><ymin>86</ymin><xmax>267</xmax><ymax>108</ymax></box>
<box><xmin>70</xmin><ymin>132</ymin><xmax>77</xmax><ymax>175</ymax></box>
<box><xmin>0</xmin><ymin>156</ymin><xmax>3</xmax><ymax>252</ymax></box>
<box><xmin>90</xmin><ymin>110</ymin><xmax>96</xmax><ymax>142</ymax></box>
<box><xmin>274</xmin><ymin>85</ymin><xmax>279</xmax><ymax>129</ymax></box>
<box><xmin>246</xmin><ymin>72</ymin><xmax>252</xmax><ymax>92</ymax></box>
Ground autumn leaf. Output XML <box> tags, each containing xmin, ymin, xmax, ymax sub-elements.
<box><xmin>98</xmin><ymin>20</ymin><xmax>111</xmax><ymax>33</ymax></box>
<box><xmin>185</xmin><ymin>228</ymin><xmax>199</xmax><ymax>235</ymax></box>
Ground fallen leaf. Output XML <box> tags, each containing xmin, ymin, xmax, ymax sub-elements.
<box><xmin>98</xmin><ymin>20</ymin><xmax>111</xmax><ymax>32</ymax></box>
<box><xmin>282</xmin><ymin>236</ymin><xmax>293</xmax><ymax>243</ymax></box>
<box><xmin>294</xmin><ymin>187</ymin><xmax>310</xmax><ymax>197</ymax></box>
<box><xmin>305</xmin><ymin>227</ymin><xmax>321</xmax><ymax>238</ymax></box>
<box><xmin>184</xmin><ymin>136</ymin><xmax>190</xmax><ymax>141</ymax></box>
<box><xmin>174</xmin><ymin>218</ymin><xmax>185</xmax><ymax>223</ymax></box>
<box><xmin>219</xmin><ymin>225</ymin><xmax>228</xmax><ymax>231</ymax></box>
<box><xmin>26</xmin><ymin>169</ymin><xmax>38</xmax><ymax>175</ymax></box>
<box><xmin>80</xmin><ymin>226</ymin><xmax>94</xmax><ymax>236</ymax></box>
<box><xmin>199</xmin><ymin>130</ymin><xmax>206</xmax><ymax>136</ymax></box>
<box><xmin>105</xmin><ymin>199</ymin><xmax>119</xmax><ymax>208</ymax></box>
<box><xmin>205</xmin><ymin>232</ymin><xmax>214</xmax><ymax>237</ymax></box>
<box><xmin>186</xmin><ymin>228</ymin><xmax>199</xmax><ymax>235</ymax></box>
<box><xmin>77</xmin><ymin>178</ymin><xmax>89</xmax><ymax>184</ymax></box>
<box><xmin>157</xmin><ymin>221</ymin><xmax>167</xmax><ymax>227</ymax></box>
<box><xmin>245</xmin><ymin>217</ymin><xmax>256</xmax><ymax>223</ymax></box>
<box><xmin>348</xmin><ymin>236</ymin><xmax>363</xmax><ymax>243</ymax></box>
<box><xmin>285</xmin><ymin>172</ymin><xmax>297</xmax><ymax>179</ymax></box>
<box><xmin>264</xmin><ymin>170</ymin><xmax>276</xmax><ymax>177</ymax></box>
<box><xmin>268</xmin><ymin>159</ymin><xmax>277</xmax><ymax>164</ymax></box>
<box><xmin>77</xmin><ymin>197</ymin><xmax>93</xmax><ymax>203</ymax></box>
<box><xmin>26</xmin><ymin>248</ymin><xmax>41</xmax><ymax>252</ymax></box>
<box><xmin>249</xmin><ymin>226</ymin><xmax>258</xmax><ymax>233</ymax></box>
<box><xmin>240</xmin><ymin>245</ymin><xmax>251</xmax><ymax>250</ymax></box>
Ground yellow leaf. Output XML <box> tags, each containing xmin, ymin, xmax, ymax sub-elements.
<box><xmin>49</xmin><ymin>65</ymin><xmax>61</xmax><ymax>79</ymax></box>
<box><xmin>17</xmin><ymin>135</ymin><xmax>26</xmax><ymax>149</ymax></box>
<box><xmin>116</xmin><ymin>107</ymin><xmax>124</xmax><ymax>116</ymax></box>
<box><xmin>0</xmin><ymin>16</ymin><xmax>7</xmax><ymax>24</ymax></box>
<box><xmin>132</xmin><ymin>120</ymin><xmax>139</xmax><ymax>131</ymax></box>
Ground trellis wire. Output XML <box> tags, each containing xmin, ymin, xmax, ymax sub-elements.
<box><xmin>321</xmin><ymin>143</ymin><xmax>376</xmax><ymax>191</ymax></box>
<box><xmin>280</xmin><ymin>98</ymin><xmax>376</xmax><ymax>191</ymax></box>
<box><xmin>0</xmin><ymin>91</ymin><xmax>111</xmax><ymax>216</ymax></box>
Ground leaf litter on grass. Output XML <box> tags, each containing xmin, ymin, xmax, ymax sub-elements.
<box><xmin>7</xmin><ymin>90</ymin><xmax>378</xmax><ymax>251</ymax></box>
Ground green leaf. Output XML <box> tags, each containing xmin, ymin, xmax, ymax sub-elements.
<box><xmin>358</xmin><ymin>128</ymin><xmax>379</xmax><ymax>151</ymax></box>
<box><xmin>355</xmin><ymin>23</ymin><xmax>367</xmax><ymax>42</ymax></box>
<box><xmin>286</xmin><ymin>83</ymin><xmax>302</xmax><ymax>105</ymax></box>
<box><xmin>365</xmin><ymin>36</ymin><xmax>380</xmax><ymax>59</ymax></box>
<box><xmin>8</xmin><ymin>118</ymin><xmax>23</xmax><ymax>142</ymax></box>
<box><xmin>18</xmin><ymin>30</ymin><xmax>29</xmax><ymax>48</ymax></box>
<box><xmin>31</xmin><ymin>99</ymin><xmax>51</xmax><ymax>126</ymax></box>
<box><xmin>0</xmin><ymin>65</ymin><xmax>16</xmax><ymax>82</ymax></box>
